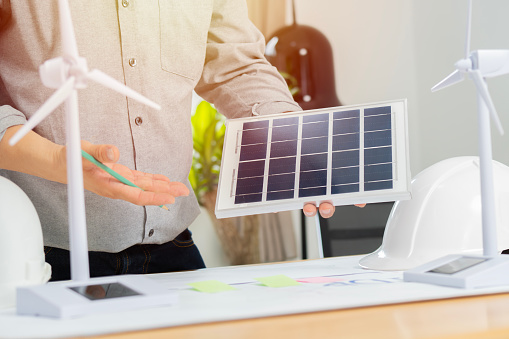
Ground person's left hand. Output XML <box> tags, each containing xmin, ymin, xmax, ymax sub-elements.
<box><xmin>302</xmin><ymin>202</ymin><xmax>366</xmax><ymax>218</ymax></box>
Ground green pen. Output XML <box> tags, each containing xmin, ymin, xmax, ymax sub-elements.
<box><xmin>81</xmin><ymin>150</ymin><xmax>169</xmax><ymax>211</ymax></box>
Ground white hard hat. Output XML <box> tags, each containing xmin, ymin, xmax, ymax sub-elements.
<box><xmin>359</xmin><ymin>156</ymin><xmax>509</xmax><ymax>271</ymax></box>
<box><xmin>0</xmin><ymin>176</ymin><xmax>51</xmax><ymax>308</ymax></box>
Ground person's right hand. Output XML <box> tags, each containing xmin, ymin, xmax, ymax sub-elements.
<box><xmin>59</xmin><ymin>140</ymin><xmax>190</xmax><ymax>207</ymax></box>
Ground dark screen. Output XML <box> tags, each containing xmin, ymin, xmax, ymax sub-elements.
<box><xmin>69</xmin><ymin>282</ymin><xmax>140</xmax><ymax>301</ymax></box>
<box><xmin>428</xmin><ymin>257</ymin><xmax>487</xmax><ymax>275</ymax></box>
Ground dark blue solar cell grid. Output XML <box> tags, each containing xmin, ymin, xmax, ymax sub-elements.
<box><xmin>267</xmin><ymin>173</ymin><xmax>295</xmax><ymax>192</ymax></box>
<box><xmin>299</xmin><ymin>187</ymin><xmax>327</xmax><ymax>198</ymax></box>
<box><xmin>272</xmin><ymin>124</ymin><xmax>298</xmax><ymax>142</ymax></box>
<box><xmin>236</xmin><ymin>121</ymin><xmax>270</xmax><ymax>204</ymax></box>
<box><xmin>267</xmin><ymin>190</ymin><xmax>295</xmax><ymax>201</ymax></box>
<box><xmin>300</xmin><ymin>153</ymin><xmax>327</xmax><ymax>172</ymax></box>
<box><xmin>234</xmin><ymin>104</ymin><xmax>398</xmax><ymax>205</ymax></box>
<box><xmin>268</xmin><ymin>157</ymin><xmax>296</xmax><ymax>175</ymax></box>
<box><xmin>331</xmin><ymin>184</ymin><xmax>359</xmax><ymax>194</ymax></box>
<box><xmin>365</xmin><ymin>106</ymin><xmax>391</xmax><ymax>116</ymax></box>
<box><xmin>235</xmin><ymin>193</ymin><xmax>262</xmax><ymax>204</ymax></box>
<box><xmin>273</xmin><ymin>116</ymin><xmax>299</xmax><ymax>126</ymax></box>
<box><xmin>365</xmin><ymin>181</ymin><xmax>393</xmax><ymax>191</ymax></box>
<box><xmin>243</xmin><ymin>120</ymin><xmax>269</xmax><ymax>130</ymax></box>
<box><xmin>332</xmin><ymin>150</ymin><xmax>359</xmax><ymax>168</ymax></box>
<box><xmin>301</xmin><ymin>136</ymin><xmax>328</xmax><ymax>155</ymax></box>
<box><xmin>236</xmin><ymin>176</ymin><xmax>264</xmax><ymax>195</ymax></box>
<box><xmin>303</xmin><ymin>113</ymin><xmax>329</xmax><ymax>123</ymax></box>
<box><xmin>239</xmin><ymin>143</ymin><xmax>267</xmax><ymax>161</ymax></box>
<box><xmin>365</xmin><ymin>114</ymin><xmax>391</xmax><ymax>132</ymax></box>
<box><xmin>333</xmin><ymin>109</ymin><xmax>360</xmax><ymax>120</ymax></box>
<box><xmin>299</xmin><ymin>170</ymin><xmax>327</xmax><ymax>189</ymax></box>
<box><xmin>364</xmin><ymin>146</ymin><xmax>392</xmax><ymax>165</ymax></box>
<box><xmin>237</xmin><ymin>160</ymin><xmax>265</xmax><ymax>178</ymax></box>
<box><xmin>270</xmin><ymin>140</ymin><xmax>297</xmax><ymax>158</ymax></box>
<box><xmin>332</xmin><ymin>167</ymin><xmax>359</xmax><ymax>186</ymax></box>
<box><xmin>241</xmin><ymin>127</ymin><xmax>268</xmax><ymax>145</ymax></box>
<box><xmin>364</xmin><ymin>163</ymin><xmax>393</xmax><ymax>183</ymax></box>
<box><xmin>333</xmin><ymin>117</ymin><xmax>360</xmax><ymax>135</ymax></box>
<box><xmin>365</xmin><ymin>130</ymin><xmax>391</xmax><ymax>148</ymax></box>
<box><xmin>332</xmin><ymin>133</ymin><xmax>359</xmax><ymax>151</ymax></box>
<box><xmin>361</xmin><ymin>106</ymin><xmax>394</xmax><ymax>193</ymax></box>
<box><xmin>302</xmin><ymin>121</ymin><xmax>329</xmax><ymax>139</ymax></box>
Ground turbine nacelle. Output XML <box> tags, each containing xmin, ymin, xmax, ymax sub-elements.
<box><xmin>40</xmin><ymin>57</ymin><xmax>89</xmax><ymax>89</ymax></box>
<box><xmin>474</xmin><ymin>50</ymin><xmax>509</xmax><ymax>78</ymax></box>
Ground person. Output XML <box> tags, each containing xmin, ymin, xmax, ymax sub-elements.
<box><xmin>0</xmin><ymin>1</ymin><xmax>339</xmax><ymax>281</ymax></box>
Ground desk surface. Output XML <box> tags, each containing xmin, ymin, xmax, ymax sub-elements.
<box><xmin>83</xmin><ymin>292</ymin><xmax>509</xmax><ymax>339</ymax></box>
<box><xmin>4</xmin><ymin>256</ymin><xmax>509</xmax><ymax>339</ymax></box>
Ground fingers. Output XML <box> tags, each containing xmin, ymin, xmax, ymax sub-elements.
<box><xmin>89</xmin><ymin>172</ymin><xmax>189</xmax><ymax>207</ymax></box>
<box><xmin>303</xmin><ymin>202</ymin><xmax>335</xmax><ymax>218</ymax></box>
<box><xmin>81</xmin><ymin>140</ymin><xmax>119</xmax><ymax>164</ymax></box>
<box><xmin>303</xmin><ymin>202</ymin><xmax>366</xmax><ymax>218</ymax></box>
<box><xmin>131</xmin><ymin>182</ymin><xmax>189</xmax><ymax>206</ymax></box>
<box><xmin>132</xmin><ymin>171</ymin><xmax>189</xmax><ymax>197</ymax></box>
<box><xmin>78</xmin><ymin>140</ymin><xmax>189</xmax><ymax>207</ymax></box>
<box><xmin>303</xmin><ymin>203</ymin><xmax>316</xmax><ymax>217</ymax></box>
<box><xmin>318</xmin><ymin>202</ymin><xmax>335</xmax><ymax>218</ymax></box>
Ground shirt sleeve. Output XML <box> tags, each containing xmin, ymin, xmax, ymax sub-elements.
<box><xmin>0</xmin><ymin>105</ymin><xmax>26</xmax><ymax>141</ymax></box>
<box><xmin>194</xmin><ymin>0</ymin><xmax>301</xmax><ymax>119</ymax></box>
<box><xmin>0</xmin><ymin>66</ymin><xmax>26</xmax><ymax>141</ymax></box>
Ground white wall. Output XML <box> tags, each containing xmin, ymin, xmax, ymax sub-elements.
<box><xmin>294</xmin><ymin>0</ymin><xmax>509</xmax><ymax>175</ymax></box>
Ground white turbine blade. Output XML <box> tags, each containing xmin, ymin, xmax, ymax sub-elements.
<box><xmin>58</xmin><ymin>0</ymin><xmax>79</xmax><ymax>60</ymax></box>
<box><xmin>431</xmin><ymin>70</ymin><xmax>464</xmax><ymax>92</ymax></box>
<box><xmin>465</xmin><ymin>0</ymin><xmax>472</xmax><ymax>58</ymax></box>
<box><xmin>86</xmin><ymin>69</ymin><xmax>161</xmax><ymax>110</ymax></box>
<box><xmin>9</xmin><ymin>77</ymin><xmax>76</xmax><ymax>146</ymax></box>
<box><xmin>470</xmin><ymin>70</ymin><xmax>505</xmax><ymax>135</ymax></box>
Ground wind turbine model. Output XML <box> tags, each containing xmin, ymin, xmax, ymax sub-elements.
<box><xmin>404</xmin><ymin>0</ymin><xmax>509</xmax><ymax>288</ymax></box>
<box><xmin>13</xmin><ymin>0</ymin><xmax>177</xmax><ymax>318</ymax></box>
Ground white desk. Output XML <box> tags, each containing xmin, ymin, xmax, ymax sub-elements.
<box><xmin>2</xmin><ymin>256</ymin><xmax>509</xmax><ymax>339</ymax></box>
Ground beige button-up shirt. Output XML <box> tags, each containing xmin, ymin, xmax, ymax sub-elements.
<box><xmin>0</xmin><ymin>0</ymin><xmax>300</xmax><ymax>252</ymax></box>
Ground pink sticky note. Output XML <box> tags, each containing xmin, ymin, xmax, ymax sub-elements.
<box><xmin>296</xmin><ymin>277</ymin><xmax>345</xmax><ymax>284</ymax></box>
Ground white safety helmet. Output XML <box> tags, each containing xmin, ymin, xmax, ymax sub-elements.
<box><xmin>0</xmin><ymin>176</ymin><xmax>51</xmax><ymax>308</ymax></box>
<box><xmin>359</xmin><ymin>156</ymin><xmax>509</xmax><ymax>271</ymax></box>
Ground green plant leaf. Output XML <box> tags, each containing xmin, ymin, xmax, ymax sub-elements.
<box><xmin>191</xmin><ymin>101</ymin><xmax>215</xmax><ymax>144</ymax></box>
<box><xmin>190</xmin><ymin>100</ymin><xmax>226</xmax><ymax>204</ymax></box>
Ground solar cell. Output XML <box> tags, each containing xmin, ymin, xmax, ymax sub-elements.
<box><xmin>216</xmin><ymin>99</ymin><xmax>410</xmax><ymax>218</ymax></box>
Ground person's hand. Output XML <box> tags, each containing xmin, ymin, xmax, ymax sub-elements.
<box><xmin>59</xmin><ymin>140</ymin><xmax>189</xmax><ymax>206</ymax></box>
<box><xmin>303</xmin><ymin>202</ymin><xmax>366</xmax><ymax>218</ymax></box>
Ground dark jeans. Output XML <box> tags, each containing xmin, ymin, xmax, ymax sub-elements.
<box><xmin>44</xmin><ymin>229</ymin><xmax>206</xmax><ymax>281</ymax></box>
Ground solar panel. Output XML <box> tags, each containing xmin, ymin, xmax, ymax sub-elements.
<box><xmin>215</xmin><ymin>99</ymin><xmax>411</xmax><ymax>219</ymax></box>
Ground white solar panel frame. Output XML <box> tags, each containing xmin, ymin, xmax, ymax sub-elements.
<box><xmin>215</xmin><ymin>99</ymin><xmax>411</xmax><ymax>219</ymax></box>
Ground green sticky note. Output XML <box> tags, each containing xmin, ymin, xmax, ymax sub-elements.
<box><xmin>188</xmin><ymin>280</ymin><xmax>236</xmax><ymax>293</ymax></box>
<box><xmin>255</xmin><ymin>274</ymin><xmax>300</xmax><ymax>288</ymax></box>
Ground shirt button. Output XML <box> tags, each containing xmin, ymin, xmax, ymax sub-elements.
<box><xmin>128</xmin><ymin>58</ymin><xmax>137</xmax><ymax>67</ymax></box>
<box><xmin>148</xmin><ymin>229</ymin><xmax>154</xmax><ymax>237</ymax></box>
<box><xmin>134</xmin><ymin>117</ymin><xmax>143</xmax><ymax>126</ymax></box>
<box><xmin>122</xmin><ymin>0</ymin><xmax>130</xmax><ymax>7</ymax></box>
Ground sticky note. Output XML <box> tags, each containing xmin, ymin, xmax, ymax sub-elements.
<box><xmin>255</xmin><ymin>274</ymin><xmax>300</xmax><ymax>288</ymax></box>
<box><xmin>296</xmin><ymin>277</ymin><xmax>345</xmax><ymax>284</ymax></box>
<box><xmin>188</xmin><ymin>280</ymin><xmax>236</xmax><ymax>293</ymax></box>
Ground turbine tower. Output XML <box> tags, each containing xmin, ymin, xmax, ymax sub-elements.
<box><xmin>431</xmin><ymin>0</ymin><xmax>505</xmax><ymax>257</ymax></box>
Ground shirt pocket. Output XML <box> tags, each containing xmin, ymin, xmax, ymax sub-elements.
<box><xmin>158</xmin><ymin>0</ymin><xmax>212</xmax><ymax>81</ymax></box>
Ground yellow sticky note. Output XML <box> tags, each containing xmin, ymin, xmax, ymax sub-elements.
<box><xmin>188</xmin><ymin>280</ymin><xmax>236</xmax><ymax>293</ymax></box>
<box><xmin>255</xmin><ymin>274</ymin><xmax>300</xmax><ymax>288</ymax></box>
